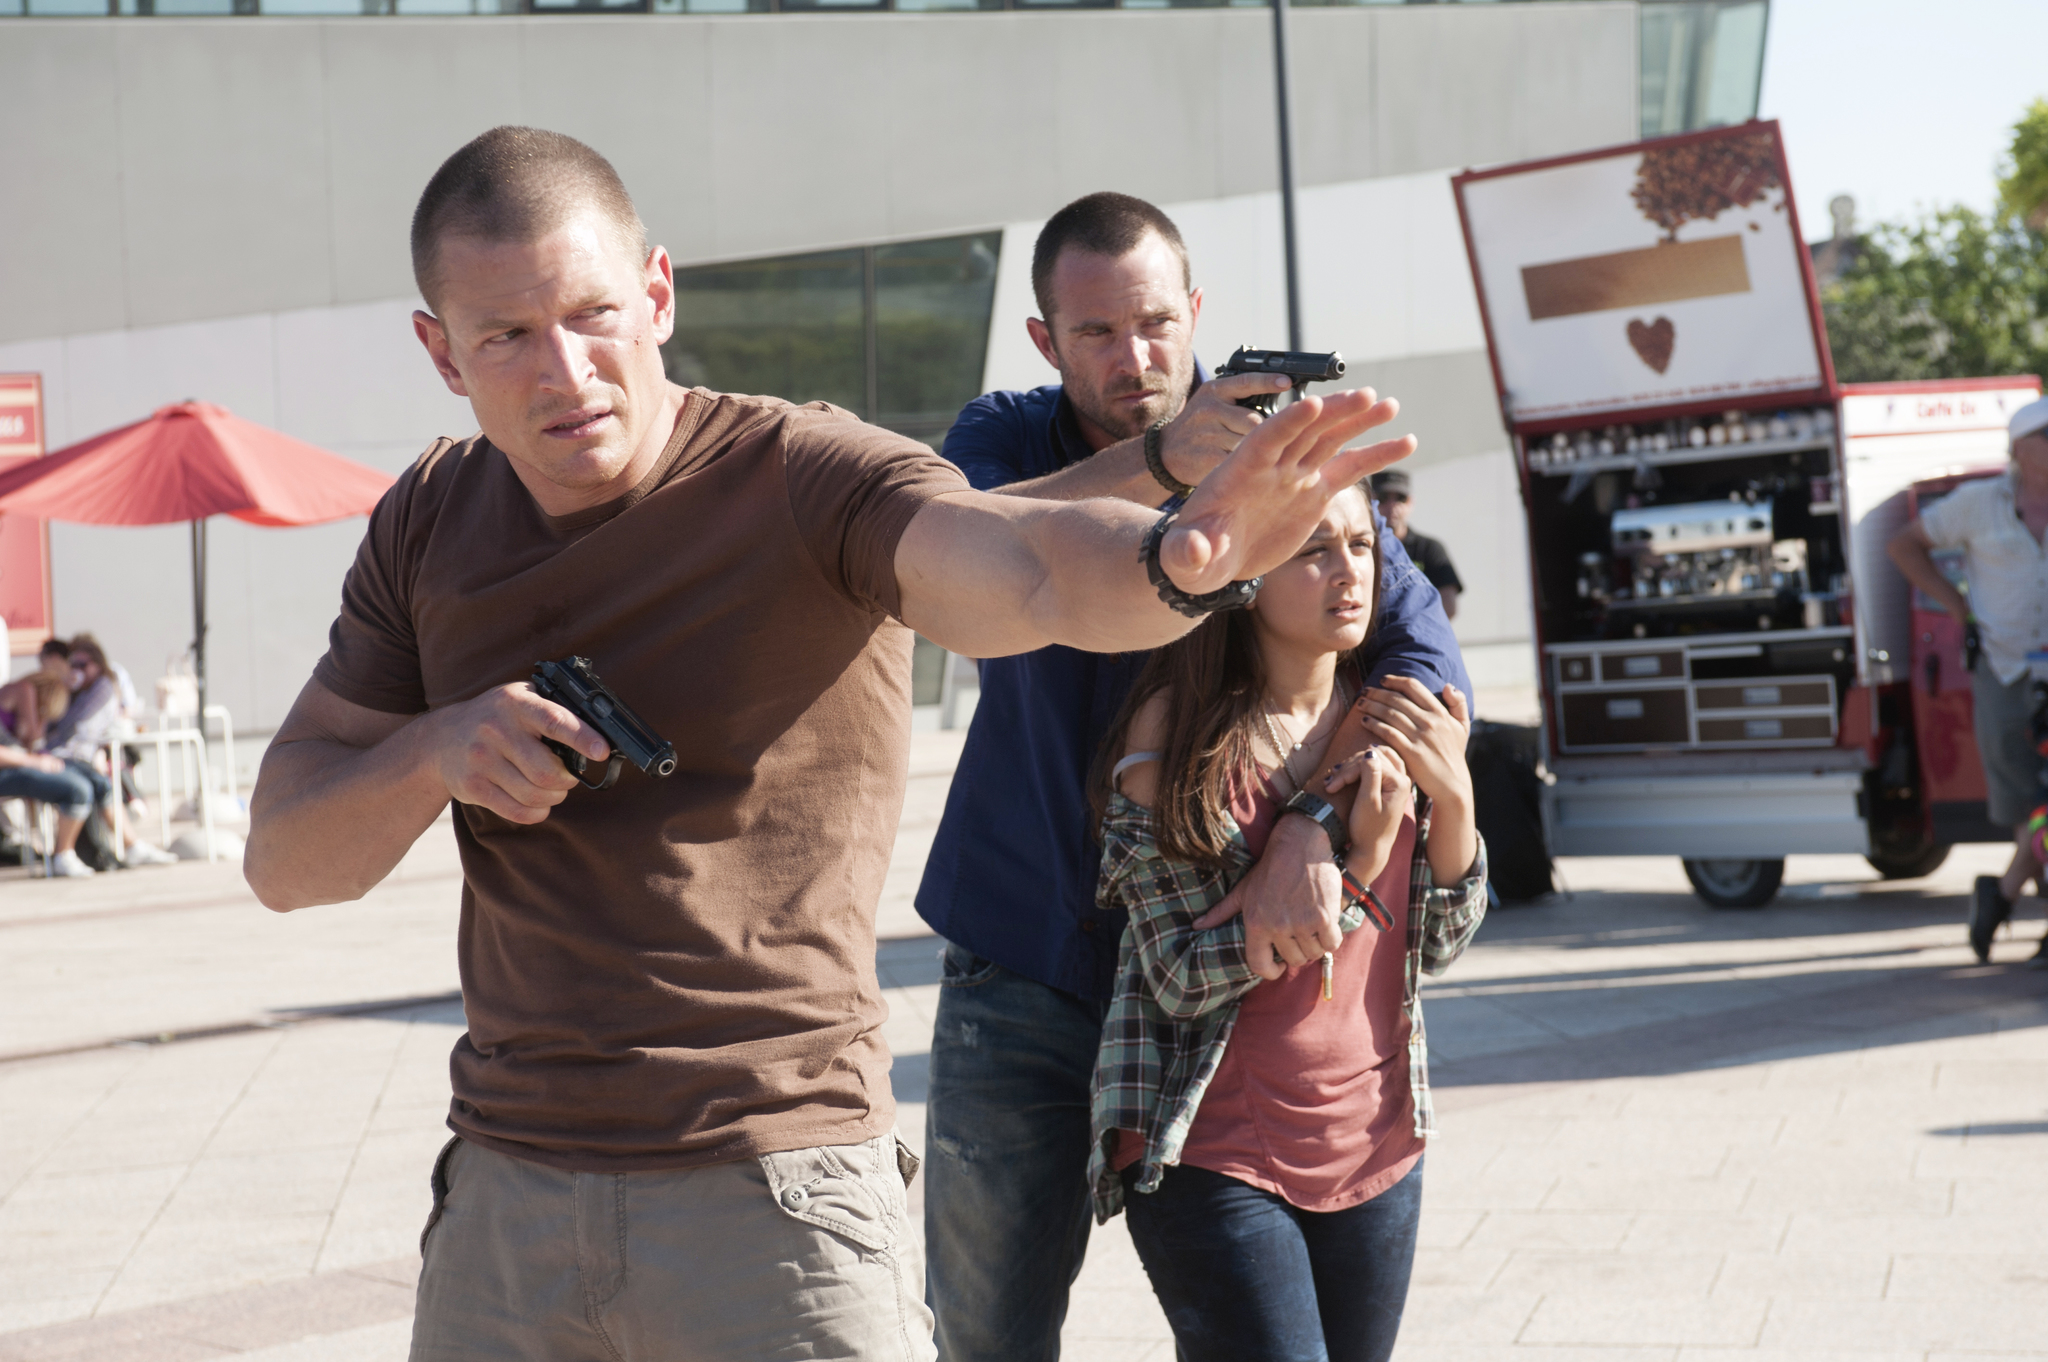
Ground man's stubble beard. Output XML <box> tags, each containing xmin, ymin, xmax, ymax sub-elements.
<box><xmin>1061</xmin><ymin>345</ymin><xmax>1198</xmax><ymax>444</ymax></box>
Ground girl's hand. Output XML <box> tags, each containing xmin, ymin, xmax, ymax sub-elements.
<box><xmin>1326</xmin><ymin>743</ymin><xmax>1410</xmax><ymax>886</ymax></box>
<box><xmin>1358</xmin><ymin>677</ymin><xmax>1473</xmax><ymax>811</ymax></box>
<box><xmin>1360</xmin><ymin>678</ymin><xmax>1479</xmax><ymax>884</ymax></box>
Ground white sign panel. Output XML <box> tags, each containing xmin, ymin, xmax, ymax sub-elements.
<box><xmin>1455</xmin><ymin>124</ymin><xmax>1828</xmax><ymax>426</ymax></box>
<box><xmin>1838</xmin><ymin>380</ymin><xmax>2039</xmax><ymax>676</ymax></box>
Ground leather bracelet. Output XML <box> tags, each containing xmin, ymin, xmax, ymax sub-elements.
<box><xmin>1337</xmin><ymin>859</ymin><xmax>1396</xmax><ymax>932</ymax></box>
<box><xmin>1144</xmin><ymin>422</ymin><xmax>1195</xmax><ymax>499</ymax></box>
<box><xmin>1140</xmin><ymin>511</ymin><xmax>1261</xmax><ymax>618</ymax></box>
<box><xmin>1280</xmin><ymin>788</ymin><xmax>1348</xmax><ymax>856</ymax></box>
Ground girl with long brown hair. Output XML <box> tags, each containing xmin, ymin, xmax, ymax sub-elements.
<box><xmin>1086</xmin><ymin>483</ymin><xmax>1487</xmax><ymax>1362</ymax></box>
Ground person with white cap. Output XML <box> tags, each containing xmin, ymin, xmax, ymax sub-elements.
<box><xmin>1888</xmin><ymin>394</ymin><xmax>2048</xmax><ymax>965</ymax></box>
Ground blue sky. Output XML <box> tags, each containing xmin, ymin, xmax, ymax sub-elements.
<box><xmin>1759</xmin><ymin>0</ymin><xmax>2048</xmax><ymax>237</ymax></box>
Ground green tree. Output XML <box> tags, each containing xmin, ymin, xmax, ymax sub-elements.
<box><xmin>1998</xmin><ymin>98</ymin><xmax>2048</xmax><ymax>228</ymax></box>
<box><xmin>1822</xmin><ymin>207</ymin><xmax>2048</xmax><ymax>383</ymax></box>
<box><xmin>1822</xmin><ymin>102</ymin><xmax>2048</xmax><ymax>383</ymax></box>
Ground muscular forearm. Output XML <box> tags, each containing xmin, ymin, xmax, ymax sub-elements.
<box><xmin>245</xmin><ymin>719</ymin><xmax>450</xmax><ymax>912</ymax></box>
<box><xmin>998</xmin><ymin>435</ymin><xmax>1168</xmax><ymax>506</ymax></box>
<box><xmin>901</xmin><ymin>493</ymin><xmax>1198</xmax><ymax>658</ymax></box>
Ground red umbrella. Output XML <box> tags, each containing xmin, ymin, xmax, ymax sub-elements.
<box><xmin>0</xmin><ymin>401</ymin><xmax>395</xmax><ymax>709</ymax></box>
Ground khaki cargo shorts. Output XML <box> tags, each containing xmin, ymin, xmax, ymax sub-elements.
<box><xmin>410</xmin><ymin>1130</ymin><xmax>934</xmax><ymax>1362</ymax></box>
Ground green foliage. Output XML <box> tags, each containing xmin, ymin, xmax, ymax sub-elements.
<box><xmin>1821</xmin><ymin>206</ymin><xmax>2048</xmax><ymax>383</ymax></box>
<box><xmin>1822</xmin><ymin>101</ymin><xmax>2048</xmax><ymax>384</ymax></box>
<box><xmin>1998</xmin><ymin>98</ymin><xmax>2048</xmax><ymax>229</ymax></box>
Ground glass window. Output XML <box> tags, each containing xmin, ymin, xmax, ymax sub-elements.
<box><xmin>664</xmin><ymin>231</ymin><xmax>1000</xmax><ymax>450</ymax></box>
<box><xmin>1640</xmin><ymin>0</ymin><xmax>1769</xmax><ymax>138</ymax></box>
<box><xmin>651</xmin><ymin>0</ymin><xmax>766</xmax><ymax>13</ymax></box>
<box><xmin>1702</xmin><ymin>1</ymin><xmax>1767</xmax><ymax>127</ymax></box>
<box><xmin>665</xmin><ymin>248</ymin><xmax>867</xmax><ymax>414</ymax></box>
<box><xmin>874</xmin><ymin>232</ymin><xmax>1000</xmax><ymax>447</ymax></box>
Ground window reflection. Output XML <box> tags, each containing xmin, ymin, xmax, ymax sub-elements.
<box><xmin>664</xmin><ymin>248</ymin><xmax>867</xmax><ymax>415</ymax></box>
<box><xmin>1640</xmin><ymin>0</ymin><xmax>1769</xmax><ymax>138</ymax></box>
<box><xmin>662</xmin><ymin>231</ymin><xmax>999</xmax><ymax>453</ymax></box>
<box><xmin>875</xmin><ymin>233</ymin><xmax>1001</xmax><ymax>447</ymax></box>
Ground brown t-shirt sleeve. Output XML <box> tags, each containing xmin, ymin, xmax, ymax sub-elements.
<box><xmin>311</xmin><ymin>442</ymin><xmax>444</xmax><ymax>715</ymax></box>
<box><xmin>779</xmin><ymin>407</ymin><xmax>970</xmax><ymax>620</ymax></box>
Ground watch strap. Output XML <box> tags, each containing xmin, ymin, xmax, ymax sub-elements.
<box><xmin>1144</xmin><ymin>422</ymin><xmax>1196</xmax><ymax>499</ymax></box>
<box><xmin>1141</xmin><ymin>511</ymin><xmax>1262</xmax><ymax>618</ymax></box>
<box><xmin>1280</xmin><ymin>788</ymin><xmax>1348</xmax><ymax>856</ymax></box>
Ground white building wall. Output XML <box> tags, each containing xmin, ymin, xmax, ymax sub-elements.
<box><xmin>0</xmin><ymin>3</ymin><xmax>1637</xmax><ymax>728</ymax></box>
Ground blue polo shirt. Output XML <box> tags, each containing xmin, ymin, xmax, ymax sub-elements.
<box><xmin>915</xmin><ymin>380</ymin><xmax>1474</xmax><ymax>1001</ymax></box>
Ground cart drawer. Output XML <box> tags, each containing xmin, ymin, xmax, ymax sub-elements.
<box><xmin>1558</xmin><ymin>687</ymin><xmax>1690</xmax><ymax>750</ymax></box>
<box><xmin>1695</xmin><ymin>712</ymin><xmax>1836</xmax><ymax>744</ymax></box>
<box><xmin>1600</xmin><ymin>650</ymin><xmax>1684</xmax><ymax>682</ymax></box>
<box><xmin>1555</xmin><ymin>653</ymin><xmax>1596</xmax><ymax>685</ymax></box>
<box><xmin>1693</xmin><ymin>676</ymin><xmax>1836</xmax><ymax>711</ymax></box>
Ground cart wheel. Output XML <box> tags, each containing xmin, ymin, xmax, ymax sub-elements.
<box><xmin>1864</xmin><ymin>843</ymin><xmax>1952</xmax><ymax>880</ymax></box>
<box><xmin>1681</xmin><ymin>858</ymin><xmax>1784</xmax><ymax>909</ymax></box>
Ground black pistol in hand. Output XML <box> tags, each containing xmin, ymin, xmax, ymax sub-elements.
<box><xmin>529</xmin><ymin>656</ymin><xmax>678</xmax><ymax>791</ymax></box>
<box><xmin>1216</xmin><ymin>346</ymin><xmax>1347</xmax><ymax>416</ymax></box>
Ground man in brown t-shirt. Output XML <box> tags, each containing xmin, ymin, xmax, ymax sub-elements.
<box><xmin>245</xmin><ymin>127</ymin><xmax>1418</xmax><ymax>1361</ymax></box>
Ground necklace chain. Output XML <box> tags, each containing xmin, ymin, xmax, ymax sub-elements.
<box><xmin>1257</xmin><ymin>679</ymin><xmax>1350</xmax><ymax>791</ymax></box>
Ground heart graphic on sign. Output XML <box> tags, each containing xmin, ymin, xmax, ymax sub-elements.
<box><xmin>1627</xmin><ymin>316</ymin><xmax>1675</xmax><ymax>373</ymax></box>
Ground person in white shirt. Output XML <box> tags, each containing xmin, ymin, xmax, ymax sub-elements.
<box><xmin>1889</xmin><ymin>396</ymin><xmax>2048</xmax><ymax>966</ymax></box>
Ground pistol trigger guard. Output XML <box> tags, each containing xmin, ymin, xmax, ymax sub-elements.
<box><xmin>582</xmin><ymin>754</ymin><xmax>625</xmax><ymax>791</ymax></box>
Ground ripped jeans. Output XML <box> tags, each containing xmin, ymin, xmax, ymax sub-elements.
<box><xmin>923</xmin><ymin>942</ymin><xmax>1111</xmax><ymax>1362</ymax></box>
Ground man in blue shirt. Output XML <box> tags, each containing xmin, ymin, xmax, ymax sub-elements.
<box><xmin>916</xmin><ymin>193</ymin><xmax>1472</xmax><ymax>1359</ymax></box>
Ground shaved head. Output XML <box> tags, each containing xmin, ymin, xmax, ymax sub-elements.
<box><xmin>411</xmin><ymin>126</ymin><xmax>647</xmax><ymax>312</ymax></box>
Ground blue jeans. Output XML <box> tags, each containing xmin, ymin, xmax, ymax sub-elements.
<box><xmin>923</xmin><ymin>941</ymin><xmax>1109</xmax><ymax>1362</ymax></box>
<box><xmin>0</xmin><ymin>759</ymin><xmax>101</xmax><ymax>820</ymax></box>
<box><xmin>1124</xmin><ymin>1158</ymin><xmax>1424</xmax><ymax>1362</ymax></box>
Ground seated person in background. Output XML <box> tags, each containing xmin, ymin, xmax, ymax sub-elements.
<box><xmin>1088</xmin><ymin>482</ymin><xmax>1487</xmax><ymax>1362</ymax></box>
<box><xmin>0</xmin><ymin>638</ymin><xmax>72</xmax><ymax>747</ymax></box>
<box><xmin>40</xmin><ymin>635</ymin><xmax>178</xmax><ymax>869</ymax></box>
<box><xmin>1372</xmin><ymin>470</ymin><xmax>1462</xmax><ymax>620</ymax></box>
<box><xmin>0</xmin><ymin>740</ymin><xmax>102</xmax><ymax>877</ymax></box>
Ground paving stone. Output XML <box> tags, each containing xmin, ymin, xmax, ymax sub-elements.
<box><xmin>1462</xmin><ymin>1210</ymin><xmax>1635</xmax><ymax>1252</ymax></box>
<box><xmin>1886</xmin><ymin>1252</ymin><xmax>2048</xmax><ymax>1300</ymax></box>
<box><xmin>1491</xmin><ymin>1249</ymin><xmax>1721</xmax><ymax>1296</ymax></box>
<box><xmin>1519</xmin><ymin>1293</ymin><xmax>1768</xmax><ymax>1347</ymax></box>
<box><xmin>1713</xmin><ymin>1250</ymin><xmax>1893</xmax><ymax>1301</ymax></box>
<box><xmin>1397</xmin><ymin>1288</ymin><xmax>1544</xmax><ymax>1345</ymax></box>
<box><xmin>1759</xmin><ymin>1298</ymin><xmax>2048</xmax><ymax>1352</ymax></box>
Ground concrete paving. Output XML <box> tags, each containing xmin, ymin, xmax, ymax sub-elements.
<box><xmin>3</xmin><ymin>723</ymin><xmax>2046</xmax><ymax>1360</ymax></box>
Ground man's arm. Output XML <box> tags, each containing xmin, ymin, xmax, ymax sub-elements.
<box><xmin>898</xmin><ymin>389</ymin><xmax>1415</xmax><ymax>658</ymax></box>
<box><xmin>244</xmin><ymin>678</ymin><xmax>610</xmax><ymax>912</ymax></box>
<box><xmin>994</xmin><ymin>372</ymin><xmax>1292</xmax><ymax>504</ymax></box>
<box><xmin>1887</xmin><ymin>521</ymin><xmax>1971</xmax><ymax>622</ymax></box>
<box><xmin>1438</xmin><ymin>585</ymin><xmax>1460</xmax><ymax>620</ymax></box>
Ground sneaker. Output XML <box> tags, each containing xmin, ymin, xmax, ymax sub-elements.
<box><xmin>48</xmin><ymin>849</ymin><xmax>95</xmax><ymax>878</ymax></box>
<box><xmin>1970</xmin><ymin>876</ymin><xmax>2012</xmax><ymax>963</ymax></box>
<box><xmin>124</xmin><ymin>840</ymin><xmax>179</xmax><ymax>868</ymax></box>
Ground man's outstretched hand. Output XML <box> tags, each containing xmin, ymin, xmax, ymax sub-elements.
<box><xmin>1158</xmin><ymin>388</ymin><xmax>1414</xmax><ymax>596</ymax></box>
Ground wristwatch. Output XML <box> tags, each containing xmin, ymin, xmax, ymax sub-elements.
<box><xmin>1280</xmin><ymin>788</ymin><xmax>1348</xmax><ymax>856</ymax></box>
<box><xmin>1144</xmin><ymin>422</ymin><xmax>1195</xmax><ymax>499</ymax></box>
<box><xmin>1141</xmin><ymin>511</ymin><xmax>1262</xmax><ymax>618</ymax></box>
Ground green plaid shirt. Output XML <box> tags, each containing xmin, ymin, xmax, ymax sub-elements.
<box><xmin>1086</xmin><ymin>791</ymin><xmax>1488</xmax><ymax>1223</ymax></box>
